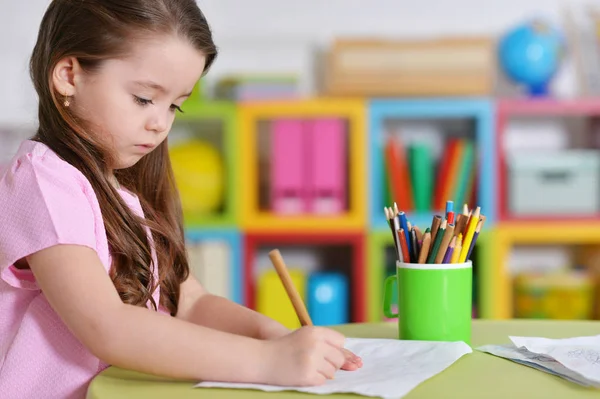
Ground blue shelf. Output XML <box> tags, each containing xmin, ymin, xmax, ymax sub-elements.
<box><xmin>368</xmin><ymin>98</ymin><xmax>496</xmax><ymax>230</ymax></box>
<box><xmin>185</xmin><ymin>228</ymin><xmax>244</xmax><ymax>305</ymax></box>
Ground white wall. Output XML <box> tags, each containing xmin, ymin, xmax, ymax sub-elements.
<box><xmin>0</xmin><ymin>0</ymin><xmax>594</xmax><ymax>127</ymax></box>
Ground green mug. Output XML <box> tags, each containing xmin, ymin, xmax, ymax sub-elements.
<box><xmin>383</xmin><ymin>260</ymin><xmax>472</xmax><ymax>344</ymax></box>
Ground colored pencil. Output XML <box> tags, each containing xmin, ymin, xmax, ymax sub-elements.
<box><xmin>459</xmin><ymin>206</ymin><xmax>480</xmax><ymax>262</ymax></box>
<box><xmin>427</xmin><ymin>219</ymin><xmax>447</xmax><ymax>263</ymax></box>
<box><xmin>430</xmin><ymin>215</ymin><xmax>443</xmax><ymax>246</ymax></box>
<box><xmin>434</xmin><ymin>223</ymin><xmax>455</xmax><ymax>264</ymax></box>
<box><xmin>418</xmin><ymin>232</ymin><xmax>432</xmax><ymax>264</ymax></box>
<box><xmin>269</xmin><ymin>249</ymin><xmax>313</xmax><ymax>326</ymax></box>
<box><xmin>466</xmin><ymin>218</ymin><xmax>483</xmax><ymax>261</ymax></box>
<box><xmin>442</xmin><ymin>236</ymin><xmax>457</xmax><ymax>263</ymax></box>
<box><xmin>414</xmin><ymin>225</ymin><xmax>423</xmax><ymax>242</ymax></box>
<box><xmin>409</xmin><ymin>228</ymin><xmax>419</xmax><ymax>263</ymax></box>
<box><xmin>399</xmin><ymin>212</ymin><xmax>411</xmax><ymax>256</ymax></box>
<box><xmin>446</xmin><ymin>200</ymin><xmax>454</xmax><ymax>217</ymax></box>
<box><xmin>451</xmin><ymin>233</ymin><xmax>463</xmax><ymax>263</ymax></box>
<box><xmin>398</xmin><ymin>228</ymin><xmax>410</xmax><ymax>263</ymax></box>
<box><xmin>454</xmin><ymin>213</ymin><xmax>468</xmax><ymax>238</ymax></box>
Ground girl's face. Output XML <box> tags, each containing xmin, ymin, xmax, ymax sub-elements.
<box><xmin>54</xmin><ymin>35</ymin><xmax>206</xmax><ymax>169</ymax></box>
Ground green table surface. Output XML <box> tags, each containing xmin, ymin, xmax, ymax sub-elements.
<box><xmin>87</xmin><ymin>320</ymin><xmax>600</xmax><ymax>398</ymax></box>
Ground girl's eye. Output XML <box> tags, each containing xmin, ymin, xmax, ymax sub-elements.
<box><xmin>133</xmin><ymin>95</ymin><xmax>153</xmax><ymax>106</ymax></box>
<box><xmin>170</xmin><ymin>104</ymin><xmax>184</xmax><ymax>113</ymax></box>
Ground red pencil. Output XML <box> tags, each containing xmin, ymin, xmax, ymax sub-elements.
<box><xmin>398</xmin><ymin>229</ymin><xmax>410</xmax><ymax>263</ymax></box>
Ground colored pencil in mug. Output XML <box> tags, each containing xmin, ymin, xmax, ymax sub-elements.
<box><xmin>409</xmin><ymin>228</ymin><xmax>419</xmax><ymax>263</ymax></box>
<box><xmin>430</xmin><ymin>215</ymin><xmax>443</xmax><ymax>247</ymax></box>
<box><xmin>454</xmin><ymin>213</ymin><xmax>468</xmax><ymax>238</ymax></box>
<box><xmin>418</xmin><ymin>231</ymin><xmax>432</xmax><ymax>264</ymax></box>
<box><xmin>459</xmin><ymin>207</ymin><xmax>480</xmax><ymax>262</ymax></box>
<box><xmin>427</xmin><ymin>219</ymin><xmax>447</xmax><ymax>263</ymax></box>
<box><xmin>399</xmin><ymin>212</ymin><xmax>411</xmax><ymax>255</ymax></box>
<box><xmin>414</xmin><ymin>225</ymin><xmax>423</xmax><ymax>242</ymax></box>
<box><xmin>446</xmin><ymin>200</ymin><xmax>454</xmax><ymax>217</ymax></box>
<box><xmin>466</xmin><ymin>218</ymin><xmax>484</xmax><ymax>261</ymax></box>
<box><xmin>442</xmin><ymin>236</ymin><xmax>457</xmax><ymax>263</ymax></box>
<box><xmin>398</xmin><ymin>228</ymin><xmax>410</xmax><ymax>263</ymax></box>
<box><xmin>434</xmin><ymin>223</ymin><xmax>455</xmax><ymax>264</ymax></box>
<box><xmin>451</xmin><ymin>233</ymin><xmax>463</xmax><ymax>263</ymax></box>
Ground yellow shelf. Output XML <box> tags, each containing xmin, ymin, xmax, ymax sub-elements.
<box><xmin>238</xmin><ymin>98</ymin><xmax>367</xmax><ymax>232</ymax></box>
<box><xmin>491</xmin><ymin>222</ymin><xmax>600</xmax><ymax>319</ymax></box>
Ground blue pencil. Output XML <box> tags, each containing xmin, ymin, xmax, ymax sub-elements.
<box><xmin>398</xmin><ymin>211</ymin><xmax>411</xmax><ymax>255</ymax></box>
<box><xmin>445</xmin><ymin>201</ymin><xmax>454</xmax><ymax>217</ymax></box>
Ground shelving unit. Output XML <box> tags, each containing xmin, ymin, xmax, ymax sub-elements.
<box><xmin>171</xmin><ymin>95</ymin><xmax>600</xmax><ymax>323</ymax></box>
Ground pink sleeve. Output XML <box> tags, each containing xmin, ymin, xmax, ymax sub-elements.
<box><xmin>0</xmin><ymin>153</ymin><xmax>97</xmax><ymax>289</ymax></box>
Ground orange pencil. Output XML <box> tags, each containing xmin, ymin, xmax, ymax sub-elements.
<box><xmin>398</xmin><ymin>229</ymin><xmax>410</xmax><ymax>263</ymax></box>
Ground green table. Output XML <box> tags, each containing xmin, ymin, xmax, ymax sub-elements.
<box><xmin>87</xmin><ymin>320</ymin><xmax>600</xmax><ymax>398</ymax></box>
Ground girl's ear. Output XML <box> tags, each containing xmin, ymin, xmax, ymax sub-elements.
<box><xmin>51</xmin><ymin>56</ymin><xmax>83</xmax><ymax>99</ymax></box>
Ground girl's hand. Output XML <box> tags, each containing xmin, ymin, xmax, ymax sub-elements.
<box><xmin>261</xmin><ymin>323</ymin><xmax>363</xmax><ymax>371</ymax></box>
<box><xmin>341</xmin><ymin>347</ymin><xmax>363</xmax><ymax>370</ymax></box>
<box><xmin>262</xmin><ymin>326</ymin><xmax>346</xmax><ymax>386</ymax></box>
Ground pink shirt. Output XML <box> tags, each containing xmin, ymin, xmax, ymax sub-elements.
<box><xmin>0</xmin><ymin>140</ymin><xmax>166</xmax><ymax>399</ymax></box>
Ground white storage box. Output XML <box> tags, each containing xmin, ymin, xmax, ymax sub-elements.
<box><xmin>508</xmin><ymin>150</ymin><xmax>600</xmax><ymax>216</ymax></box>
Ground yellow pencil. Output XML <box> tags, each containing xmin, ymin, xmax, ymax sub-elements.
<box><xmin>451</xmin><ymin>233</ymin><xmax>463</xmax><ymax>263</ymax></box>
<box><xmin>459</xmin><ymin>207</ymin><xmax>480</xmax><ymax>262</ymax></box>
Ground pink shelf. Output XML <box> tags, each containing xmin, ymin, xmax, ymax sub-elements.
<box><xmin>498</xmin><ymin>97</ymin><xmax>600</xmax><ymax>116</ymax></box>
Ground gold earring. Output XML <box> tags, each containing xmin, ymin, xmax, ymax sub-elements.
<box><xmin>64</xmin><ymin>94</ymin><xmax>70</xmax><ymax>107</ymax></box>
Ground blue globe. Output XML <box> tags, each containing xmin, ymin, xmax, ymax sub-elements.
<box><xmin>498</xmin><ymin>19</ymin><xmax>565</xmax><ymax>96</ymax></box>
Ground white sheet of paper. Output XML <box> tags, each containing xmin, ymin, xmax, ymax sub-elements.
<box><xmin>195</xmin><ymin>338</ymin><xmax>472</xmax><ymax>399</ymax></box>
<box><xmin>477</xmin><ymin>344</ymin><xmax>600</xmax><ymax>388</ymax></box>
<box><xmin>509</xmin><ymin>335</ymin><xmax>600</xmax><ymax>384</ymax></box>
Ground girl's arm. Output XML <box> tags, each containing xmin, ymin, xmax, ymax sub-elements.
<box><xmin>27</xmin><ymin>244</ymin><xmax>271</xmax><ymax>383</ymax></box>
<box><xmin>176</xmin><ymin>274</ymin><xmax>290</xmax><ymax>340</ymax></box>
<box><xmin>176</xmin><ymin>273</ymin><xmax>363</xmax><ymax>371</ymax></box>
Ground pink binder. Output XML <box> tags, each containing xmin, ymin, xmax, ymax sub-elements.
<box><xmin>271</xmin><ymin>119</ymin><xmax>308</xmax><ymax>214</ymax></box>
<box><xmin>307</xmin><ymin>118</ymin><xmax>346</xmax><ymax>214</ymax></box>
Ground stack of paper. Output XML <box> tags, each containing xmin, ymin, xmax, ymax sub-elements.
<box><xmin>478</xmin><ymin>335</ymin><xmax>600</xmax><ymax>388</ymax></box>
<box><xmin>195</xmin><ymin>337</ymin><xmax>472</xmax><ymax>399</ymax></box>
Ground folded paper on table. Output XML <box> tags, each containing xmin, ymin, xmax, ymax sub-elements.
<box><xmin>195</xmin><ymin>337</ymin><xmax>472</xmax><ymax>399</ymax></box>
<box><xmin>477</xmin><ymin>334</ymin><xmax>600</xmax><ymax>388</ymax></box>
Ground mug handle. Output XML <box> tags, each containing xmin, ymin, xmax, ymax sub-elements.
<box><xmin>383</xmin><ymin>275</ymin><xmax>398</xmax><ymax>318</ymax></box>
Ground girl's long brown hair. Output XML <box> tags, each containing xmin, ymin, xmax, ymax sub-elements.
<box><xmin>29</xmin><ymin>0</ymin><xmax>217</xmax><ymax>316</ymax></box>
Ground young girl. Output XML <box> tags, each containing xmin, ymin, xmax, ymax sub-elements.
<box><xmin>0</xmin><ymin>1</ymin><xmax>362</xmax><ymax>398</ymax></box>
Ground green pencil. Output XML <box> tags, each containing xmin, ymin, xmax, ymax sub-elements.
<box><xmin>427</xmin><ymin>219</ymin><xmax>447</xmax><ymax>263</ymax></box>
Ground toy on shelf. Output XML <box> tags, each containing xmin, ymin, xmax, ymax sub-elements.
<box><xmin>172</xmin><ymin>100</ymin><xmax>238</xmax><ymax>228</ymax></box>
<box><xmin>498</xmin><ymin>18</ymin><xmax>565</xmax><ymax>97</ymax></box>
<box><xmin>170</xmin><ymin>139</ymin><xmax>225</xmax><ymax>218</ymax></box>
<box><xmin>514</xmin><ymin>271</ymin><xmax>595</xmax><ymax>320</ymax></box>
